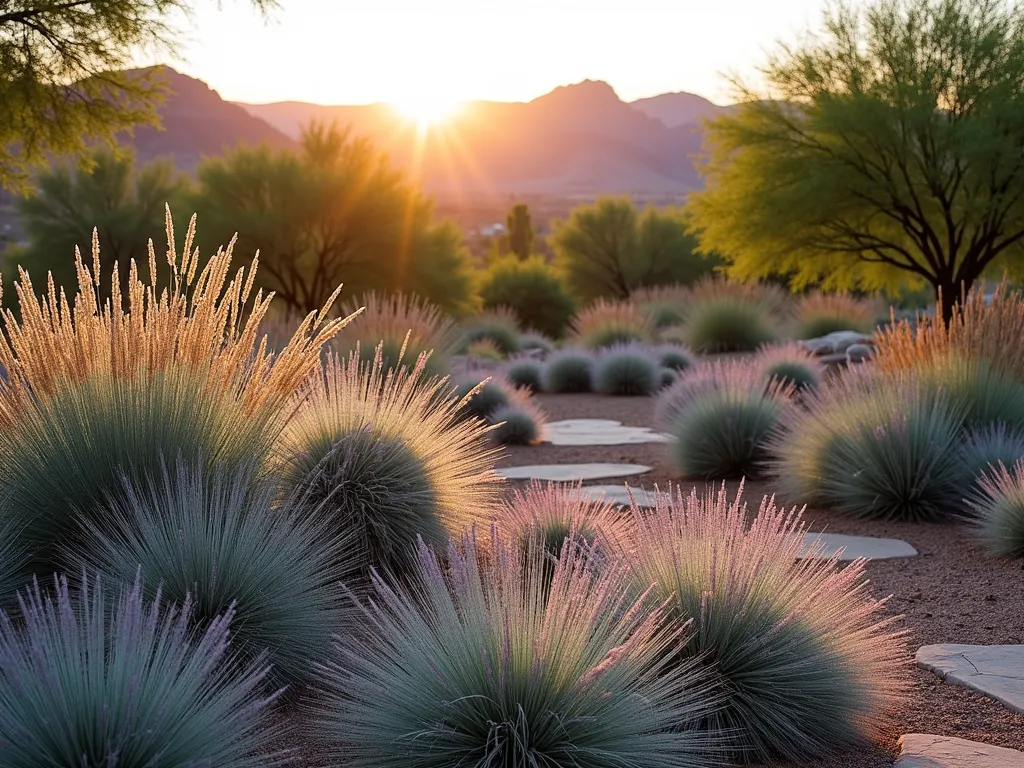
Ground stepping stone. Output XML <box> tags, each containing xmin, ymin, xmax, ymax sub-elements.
<box><xmin>800</xmin><ymin>533</ymin><xmax>918</xmax><ymax>561</ymax></box>
<box><xmin>497</xmin><ymin>464</ymin><xmax>652</xmax><ymax>482</ymax></box>
<box><xmin>916</xmin><ymin>645</ymin><xmax>1024</xmax><ymax>714</ymax></box>
<box><xmin>576</xmin><ymin>484</ymin><xmax>670</xmax><ymax>508</ymax></box>
<box><xmin>545</xmin><ymin>419</ymin><xmax>671</xmax><ymax>446</ymax></box>
<box><xmin>896</xmin><ymin>733</ymin><xmax>1024</xmax><ymax>767</ymax></box>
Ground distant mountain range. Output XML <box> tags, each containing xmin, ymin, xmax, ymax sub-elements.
<box><xmin>120</xmin><ymin>67</ymin><xmax>733</xmax><ymax>197</ymax></box>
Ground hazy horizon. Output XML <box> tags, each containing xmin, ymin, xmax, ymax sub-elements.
<box><xmin>151</xmin><ymin>0</ymin><xmax>828</xmax><ymax>109</ymax></box>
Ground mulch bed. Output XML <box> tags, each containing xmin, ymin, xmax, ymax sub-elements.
<box><xmin>496</xmin><ymin>392</ymin><xmax>1024</xmax><ymax>768</ymax></box>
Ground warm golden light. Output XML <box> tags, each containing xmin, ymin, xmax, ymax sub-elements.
<box><xmin>391</xmin><ymin>95</ymin><xmax>461</xmax><ymax>128</ymax></box>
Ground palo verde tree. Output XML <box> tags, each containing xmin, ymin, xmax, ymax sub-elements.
<box><xmin>686</xmin><ymin>0</ymin><xmax>1024</xmax><ymax>322</ymax></box>
<box><xmin>506</xmin><ymin>203</ymin><xmax>533</xmax><ymax>260</ymax></box>
<box><xmin>191</xmin><ymin>122</ymin><xmax>476</xmax><ymax>316</ymax></box>
<box><xmin>0</xmin><ymin>0</ymin><xmax>275</xmax><ymax>193</ymax></box>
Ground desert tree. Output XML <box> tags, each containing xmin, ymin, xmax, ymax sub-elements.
<box><xmin>686</xmin><ymin>0</ymin><xmax>1024</xmax><ymax>323</ymax></box>
<box><xmin>0</xmin><ymin>0</ymin><xmax>275</xmax><ymax>192</ymax></box>
<box><xmin>191</xmin><ymin>122</ymin><xmax>476</xmax><ymax>316</ymax></box>
<box><xmin>506</xmin><ymin>202</ymin><xmax>534</xmax><ymax>259</ymax></box>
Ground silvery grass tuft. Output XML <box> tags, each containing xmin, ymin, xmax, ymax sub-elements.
<box><xmin>773</xmin><ymin>369</ymin><xmax>969</xmax><ymax>521</ymax></box>
<box><xmin>570</xmin><ymin>298</ymin><xmax>654</xmax><ymax>350</ymax></box>
<box><xmin>504</xmin><ymin>357</ymin><xmax>544</xmax><ymax>392</ymax></box>
<box><xmin>792</xmin><ymin>291</ymin><xmax>884</xmax><ymax>340</ymax></box>
<box><xmin>461</xmin><ymin>306</ymin><xmax>522</xmax><ymax>356</ymax></box>
<box><xmin>912</xmin><ymin>355</ymin><xmax>1024</xmax><ymax>433</ymax></box>
<box><xmin>657</xmin><ymin>343</ymin><xmax>695</xmax><ymax>372</ymax></box>
<box><xmin>70</xmin><ymin>462</ymin><xmax>354</xmax><ymax>690</ymax></box>
<box><xmin>0</xmin><ymin>520</ymin><xmax>27</xmax><ymax>612</ymax></box>
<box><xmin>338</xmin><ymin>291</ymin><xmax>460</xmax><ymax>379</ymax></box>
<box><xmin>754</xmin><ymin>342</ymin><xmax>824</xmax><ymax>393</ymax></box>
<box><xmin>0</xmin><ymin>208</ymin><xmax>352</xmax><ymax>571</ymax></box>
<box><xmin>542</xmin><ymin>348</ymin><xmax>594</xmax><ymax>393</ymax></box>
<box><xmin>678</xmin><ymin>276</ymin><xmax>789</xmax><ymax>354</ymax></box>
<box><xmin>498</xmin><ymin>481</ymin><xmax>631</xmax><ymax>570</ymax></box>
<box><xmin>659</xmin><ymin>360</ymin><xmax>793</xmax><ymax>479</ymax></box>
<box><xmin>594</xmin><ymin>344</ymin><xmax>660</xmax><ymax>396</ymax></box>
<box><xmin>313</xmin><ymin>529</ymin><xmax>726</xmax><ymax>768</ymax></box>
<box><xmin>969</xmin><ymin>459</ymin><xmax>1024</xmax><ymax>556</ymax></box>
<box><xmin>278</xmin><ymin>346</ymin><xmax>501</xmax><ymax>580</ymax></box>
<box><xmin>454</xmin><ymin>374</ymin><xmax>514</xmax><ymax>421</ymax></box>
<box><xmin>617</xmin><ymin>483</ymin><xmax>907</xmax><ymax>763</ymax></box>
<box><xmin>490</xmin><ymin>402</ymin><xmax>546</xmax><ymax>445</ymax></box>
<box><xmin>960</xmin><ymin>425</ymin><xmax>1024</xmax><ymax>486</ymax></box>
<box><xmin>0</xmin><ymin>575</ymin><xmax>289</xmax><ymax>768</ymax></box>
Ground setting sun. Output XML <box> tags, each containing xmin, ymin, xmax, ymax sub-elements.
<box><xmin>392</xmin><ymin>95</ymin><xmax>462</xmax><ymax>128</ymax></box>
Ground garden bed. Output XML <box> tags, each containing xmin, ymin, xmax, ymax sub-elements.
<box><xmin>498</xmin><ymin>392</ymin><xmax>1024</xmax><ymax>768</ymax></box>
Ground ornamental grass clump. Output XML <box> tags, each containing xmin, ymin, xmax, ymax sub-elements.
<box><xmin>278</xmin><ymin>347</ymin><xmax>501</xmax><ymax>580</ymax></box>
<box><xmin>338</xmin><ymin>291</ymin><xmax>460</xmax><ymax>379</ymax></box>
<box><xmin>661</xmin><ymin>361</ymin><xmax>793</xmax><ymax>479</ymax></box>
<box><xmin>620</xmin><ymin>483</ymin><xmax>906</xmax><ymax>763</ymax></box>
<box><xmin>679</xmin><ymin>277</ymin><xmax>789</xmax><ymax>353</ymax></box>
<box><xmin>594</xmin><ymin>345</ymin><xmax>660</xmax><ymax>396</ymax></box>
<box><xmin>960</xmin><ymin>426</ymin><xmax>1024</xmax><ymax>485</ymax></box>
<box><xmin>490</xmin><ymin>403</ymin><xmax>546</xmax><ymax>445</ymax></box>
<box><xmin>71</xmin><ymin>462</ymin><xmax>354</xmax><ymax>689</ymax></box>
<box><xmin>461</xmin><ymin>306</ymin><xmax>522</xmax><ymax>357</ymax></box>
<box><xmin>570</xmin><ymin>298</ymin><xmax>654</xmax><ymax>350</ymax></box>
<box><xmin>0</xmin><ymin>211</ymin><xmax>350</xmax><ymax>569</ymax></box>
<box><xmin>543</xmin><ymin>348</ymin><xmax>594</xmax><ymax>393</ymax></box>
<box><xmin>969</xmin><ymin>460</ymin><xmax>1024</xmax><ymax>556</ymax></box>
<box><xmin>313</xmin><ymin>530</ymin><xmax>725</xmax><ymax>768</ymax></box>
<box><xmin>633</xmin><ymin>284</ymin><xmax>688</xmax><ymax>329</ymax></box>
<box><xmin>773</xmin><ymin>371</ymin><xmax>969</xmax><ymax>521</ymax></box>
<box><xmin>793</xmin><ymin>291</ymin><xmax>884</xmax><ymax>339</ymax></box>
<box><xmin>0</xmin><ymin>576</ymin><xmax>287</xmax><ymax>768</ymax></box>
<box><xmin>519</xmin><ymin>331</ymin><xmax>555</xmax><ymax>353</ymax></box>
<box><xmin>657</xmin><ymin>344</ymin><xmax>695</xmax><ymax>372</ymax></box>
<box><xmin>454</xmin><ymin>375</ymin><xmax>513</xmax><ymax>421</ymax></box>
<box><xmin>755</xmin><ymin>343</ymin><xmax>825</xmax><ymax>393</ymax></box>
<box><xmin>504</xmin><ymin>358</ymin><xmax>544</xmax><ymax>391</ymax></box>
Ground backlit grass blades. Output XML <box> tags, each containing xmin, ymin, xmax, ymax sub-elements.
<box><xmin>0</xmin><ymin>575</ymin><xmax>288</xmax><ymax>768</ymax></box>
<box><xmin>279</xmin><ymin>347</ymin><xmax>501</xmax><ymax>579</ymax></box>
<box><xmin>313</xmin><ymin>529</ymin><xmax>726</xmax><ymax>768</ymax></box>
<box><xmin>969</xmin><ymin>460</ymin><xmax>1024</xmax><ymax>556</ymax></box>
<box><xmin>571</xmin><ymin>298</ymin><xmax>654</xmax><ymax>350</ymax></box>
<box><xmin>70</xmin><ymin>462</ymin><xmax>354</xmax><ymax>689</ymax></box>
<box><xmin>619</xmin><ymin>483</ymin><xmax>907</xmax><ymax>763</ymax></box>
<box><xmin>755</xmin><ymin>343</ymin><xmax>824</xmax><ymax>393</ymax></box>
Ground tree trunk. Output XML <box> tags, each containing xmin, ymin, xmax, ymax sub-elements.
<box><xmin>934</xmin><ymin>276</ymin><xmax>973</xmax><ymax>327</ymax></box>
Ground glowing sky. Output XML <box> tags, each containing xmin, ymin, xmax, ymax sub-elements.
<box><xmin>165</xmin><ymin>0</ymin><xmax>829</xmax><ymax>107</ymax></box>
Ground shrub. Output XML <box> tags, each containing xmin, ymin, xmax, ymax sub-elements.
<box><xmin>337</xmin><ymin>291</ymin><xmax>460</xmax><ymax>379</ymax></box>
<box><xmin>466</xmin><ymin>338</ymin><xmax>505</xmax><ymax>363</ymax></box>
<box><xmin>571</xmin><ymin>299</ymin><xmax>654</xmax><ymax>349</ymax></box>
<box><xmin>619</xmin><ymin>484</ymin><xmax>906</xmax><ymax>762</ymax></box>
<box><xmin>682</xmin><ymin>296</ymin><xmax>781</xmax><ymax>353</ymax></box>
<box><xmin>461</xmin><ymin>307</ymin><xmax>522</xmax><ymax>356</ymax></box>
<box><xmin>0</xmin><ymin>576</ymin><xmax>286</xmax><ymax>768</ymax></box>
<box><xmin>661</xmin><ymin>361</ymin><xmax>792</xmax><ymax>479</ymax></box>
<box><xmin>313</xmin><ymin>530</ymin><xmax>724</xmax><ymax>768</ymax></box>
<box><xmin>490</xmin><ymin>404</ymin><xmax>544</xmax><ymax>445</ymax></box>
<box><xmin>657</xmin><ymin>344</ymin><xmax>695</xmax><ymax>372</ymax></box>
<box><xmin>505</xmin><ymin>358</ymin><xmax>544</xmax><ymax>391</ymax></box>
<box><xmin>961</xmin><ymin>426</ymin><xmax>1024</xmax><ymax>484</ymax></box>
<box><xmin>970</xmin><ymin>460</ymin><xmax>1024</xmax><ymax>556</ymax></box>
<box><xmin>594</xmin><ymin>346</ymin><xmax>659</xmax><ymax>396</ymax></box>
<box><xmin>793</xmin><ymin>291</ymin><xmax>884</xmax><ymax>339</ymax></box>
<box><xmin>755</xmin><ymin>343</ymin><xmax>825</xmax><ymax>393</ymax></box>
<box><xmin>773</xmin><ymin>372</ymin><xmax>969</xmax><ymax>521</ymax></box>
<box><xmin>278</xmin><ymin>348</ymin><xmax>501</xmax><ymax>579</ymax></box>
<box><xmin>633</xmin><ymin>284</ymin><xmax>688</xmax><ymax>329</ymax></box>
<box><xmin>0</xmin><ymin>211</ymin><xmax>348</xmax><ymax>572</ymax></box>
<box><xmin>72</xmin><ymin>463</ymin><xmax>352</xmax><ymax>689</ymax></box>
<box><xmin>479</xmin><ymin>255</ymin><xmax>577</xmax><ymax>338</ymax></box>
<box><xmin>499</xmin><ymin>481</ymin><xmax>630</xmax><ymax>564</ymax></box>
<box><xmin>543</xmin><ymin>349</ymin><xmax>594</xmax><ymax>393</ymax></box>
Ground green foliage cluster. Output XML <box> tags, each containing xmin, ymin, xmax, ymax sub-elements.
<box><xmin>479</xmin><ymin>255</ymin><xmax>577</xmax><ymax>338</ymax></box>
<box><xmin>552</xmin><ymin>197</ymin><xmax>718</xmax><ymax>301</ymax></box>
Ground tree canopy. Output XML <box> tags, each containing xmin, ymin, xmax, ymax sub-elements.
<box><xmin>686</xmin><ymin>0</ymin><xmax>1024</xmax><ymax>321</ymax></box>
<box><xmin>11</xmin><ymin>147</ymin><xmax>188</xmax><ymax>300</ymax></box>
<box><xmin>505</xmin><ymin>203</ymin><xmax>533</xmax><ymax>260</ymax></box>
<box><xmin>552</xmin><ymin>196</ymin><xmax>716</xmax><ymax>301</ymax></box>
<box><xmin>190</xmin><ymin>122</ymin><xmax>476</xmax><ymax>317</ymax></box>
<box><xmin>0</xmin><ymin>0</ymin><xmax>274</xmax><ymax>192</ymax></box>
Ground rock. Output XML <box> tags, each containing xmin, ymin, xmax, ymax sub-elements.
<box><xmin>916</xmin><ymin>644</ymin><xmax>1024</xmax><ymax>714</ymax></box>
<box><xmin>800</xmin><ymin>533</ymin><xmax>918</xmax><ymax>561</ymax></box>
<box><xmin>896</xmin><ymin>733</ymin><xmax>1024</xmax><ymax>767</ymax></box>
<box><xmin>818</xmin><ymin>352</ymin><xmax>850</xmax><ymax>366</ymax></box>
<box><xmin>576</xmin><ymin>484</ymin><xmax>670</xmax><ymax>508</ymax></box>
<box><xmin>497</xmin><ymin>464</ymin><xmax>652</xmax><ymax>482</ymax></box>
<box><xmin>846</xmin><ymin>342</ymin><xmax>874</xmax><ymax>363</ymax></box>
<box><xmin>544</xmin><ymin>419</ymin><xmax>671</xmax><ymax>446</ymax></box>
<box><xmin>800</xmin><ymin>330</ymin><xmax>874</xmax><ymax>355</ymax></box>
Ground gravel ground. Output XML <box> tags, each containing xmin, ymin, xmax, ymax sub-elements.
<box><xmin>496</xmin><ymin>393</ymin><xmax>1024</xmax><ymax>767</ymax></box>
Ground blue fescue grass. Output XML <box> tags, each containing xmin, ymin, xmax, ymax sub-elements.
<box><xmin>542</xmin><ymin>349</ymin><xmax>594</xmax><ymax>393</ymax></box>
<box><xmin>70</xmin><ymin>462</ymin><xmax>354</xmax><ymax>690</ymax></box>
<box><xmin>0</xmin><ymin>575</ymin><xmax>289</xmax><ymax>768</ymax></box>
<box><xmin>960</xmin><ymin>425</ymin><xmax>1024</xmax><ymax>485</ymax></box>
<box><xmin>504</xmin><ymin>358</ymin><xmax>544</xmax><ymax>392</ymax></box>
<box><xmin>594</xmin><ymin>346</ymin><xmax>660</xmax><ymax>396</ymax></box>
<box><xmin>490</xmin><ymin>404</ymin><xmax>543</xmax><ymax>445</ymax></box>
<box><xmin>312</xmin><ymin>529</ymin><xmax>727</xmax><ymax>768</ymax></box>
<box><xmin>970</xmin><ymin>460</ymin><xmax>1024</xmax><ymax>556</ymax></box>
